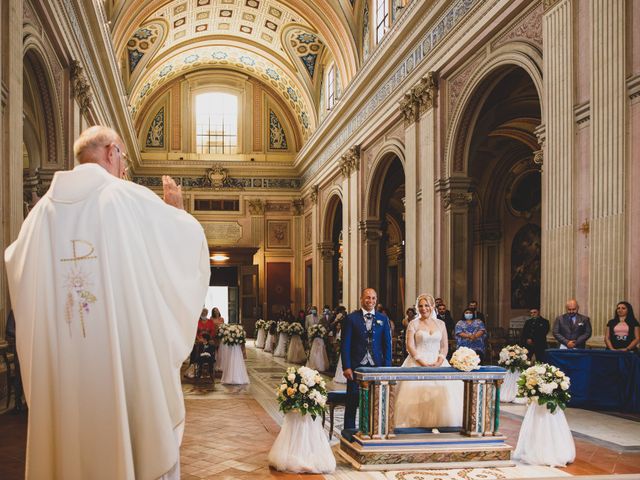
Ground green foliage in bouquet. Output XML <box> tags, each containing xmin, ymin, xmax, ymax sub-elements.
<box><xmin>276</xmin><ymin>366</ymin><xmax>328</xmax><ymax>420</ymax></box>
<box><xmin>517</xmin><ymin>363</ymin><xmax>571</xmax><ymax>413</ymax></box>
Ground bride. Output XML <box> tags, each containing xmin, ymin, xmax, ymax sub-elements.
<box><xmin>394</xmin><ymin>293</ymin><xmax>463</xmax><ymax>428</ymax></box>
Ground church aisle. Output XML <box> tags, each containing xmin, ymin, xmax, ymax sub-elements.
<box><xmin>2</xmin><ymin>341</ymin><xmax>640</xmax><ymax>479</ymax></box>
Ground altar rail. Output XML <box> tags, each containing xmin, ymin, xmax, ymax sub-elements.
<box><xmin>354</xmin><ymin>366</ymin><xmax>506</xmax><ymax>439</ymax></box>
<box><xmin>340</xmin><ymin>366</ymin><xmax>510</xmax><ymax>470</ymax></box>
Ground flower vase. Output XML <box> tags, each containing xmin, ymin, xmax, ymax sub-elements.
<box><xmin>287</xmin><ymin>335</ymin><xmax>307</xmax><ymax>364</ymax></box>
<box><xmin>268</xmin><ymin>411</ymin><xmax>336</xmax><ymax>473</ymax></box>
<box><xmin>274</xmin><ymin>332</ymin><xmax>288</xmax><ymax>357</ymax></box>
<box><xmin>255</xmin><ymin>329</ymin><xmax>267</xmax><ymax>349</ymax></box>
<box><xmin>264</xmin><ymin>332</ymin><xmax>276</xmax><ymax>353</ymax></box>
<box><xmin>513</xmin><ymin>401</ymin><xmax>575</xmax><ymax>466</ymax></box>
<box><xmin>221</xmin><ymin>344</ymin><xmax>250</xmax><ymax>385</ymax></box>
<box><xmin>501</xmin><ymin>369</ymin><xmax>522</xmax><ymax>403</ymax></box>
<box><xmin>306</xmin><ymin>337</ymin><xmax>329</xmax><ymax>372</ymax></box>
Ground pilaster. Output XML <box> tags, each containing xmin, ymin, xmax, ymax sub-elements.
<box><xmin>588</xmin><ymin>0</ymin><xmax>626</xmax><ymax>338</ymax></box>
<box><xmin>339</xmin><ymin>145</ymin><xmax>361</xmax><ymax>309</ymax></box>
<box><xmin>541</xmin><ymin>0</ymin><xmax>575</xmax><ymax>320</ymax></box>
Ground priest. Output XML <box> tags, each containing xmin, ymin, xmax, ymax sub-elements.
<box><xmin>4</xmin><ymin>126</ymin><xmax>210</xmax><ymax>479</ymax></box>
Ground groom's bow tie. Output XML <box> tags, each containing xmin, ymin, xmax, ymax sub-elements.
<box><xmin>364</xmin><ymin>313</ymin><xmax>373</xmax><ymax>320</ymax></box>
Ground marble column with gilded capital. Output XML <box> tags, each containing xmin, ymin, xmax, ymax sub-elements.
<box><xmin>318</xmin><ymin>241</ymin><xmax>335</xmax><ymax>307</ymax></box>
<box><xmin>541</xmin><ymin>0</ymin><xmax>575</xmax><ymax>320</ymax></box>
<box><xmin>588</xmin><ymin>0</ymin><xmax>626</xmax><ymax>338</ymax></box>
<box><xmin>0</xmin><ymin>0</ymin><xmax>24</xmax><ymax>339</ymax></box>
<box><xmin>339</xmin><ymin>146</ymin><xmax>360</xmax><ymax>309</ymax></box>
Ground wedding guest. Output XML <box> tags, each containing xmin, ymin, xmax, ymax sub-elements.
<box><xmin>296</xmin><ymin>309</ymin><xmax>306</xmax><ymax>325</ymax></box>
<box><xmin>186</xmin><ymin>308</ymin><xmax>213</xmax><ymax>377</ymax></box>
<box><xmin>305</xmin><ymin>306</ymin><xmax>319</xmax><ymax>331</ymax></box>
<box><xmin>436</xmin><ymin>303</ymin><xmax>455</xmax><ymax>338</ymax></box>
<box><xmin>552</xmin><ymin>299</ymin><xmax>592</xmax><ymax>349</ymax></box>
<box><xmin>455</xmin><ymin>308</ymin><xmax>487</xmax><ymax>362</ymax></box>
<box><xmin>605</xmin><ymin>301</ymin><xmax>639</xmax><ymax>352</ymax></box>
<box><xmin>520</xmin><ymin>308</ymin><xmax>549</xmax><ymax>361</ymax></box>
<box><xmin>468</xmin><ymin>300</ymin><xmax>485</xmax><ymax>321</ymax></box>
<box><xmin>321</xmin><ymin>305</ymin><xmax>333</xmax><ymax>328</ymax></box>
<box><xmin>402</xmin><ymin>307</ymin><xmax>417</xmax><ymax>329</ymax></box>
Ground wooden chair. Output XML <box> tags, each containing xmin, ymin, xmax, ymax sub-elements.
<box><xmin>322</xmin><ymin>390</ymin><xmax>347</xmax><ymax>439</ymax></box>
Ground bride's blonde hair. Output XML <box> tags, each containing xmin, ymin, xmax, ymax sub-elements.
<box><xmin>415</xmin><ymin>293</ymin><xmax>435</xmax><ymax>311</ymax></box>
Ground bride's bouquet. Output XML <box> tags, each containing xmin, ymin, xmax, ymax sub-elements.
<box><xmin>255</xmin><ymin>319</ymin><xmax>266</xmax><ymax>336</ymax></box>
<box><xmin>277</xmin><ymin>321</ymin><xmax>289</xmax><ymax>333</ymax></box>
<box><xmin>308</xmin><ymin>324</ymin><xmax>327</xmax><ymax>340</ymax></box>
<box><xmin>288</xmin><ymin>322</ymin><xmax>304</xmax><ymax>336</ymax></box>
<box><xmin>222</xmin><ymin>324</ymin><xmax>247</xmax><ymax>346</ymax></box>
<box><xmin>498</xmin><ymin>345</ymin><xmax>530</xmax><ymax>373</ymax></box>
<box><xmin>450</xmin><ymin>346</ymin><xmax>481</xmax><ymax>371</ymax></box>
<box><xmin>276</xmin><ymin>366</ymin><xmax>327</xmax><ymax>419</ymax></box>
<box><xmin>517</xmin><ymin>363</ymin><xmax>571</xmax><ymax>413</ymax></box>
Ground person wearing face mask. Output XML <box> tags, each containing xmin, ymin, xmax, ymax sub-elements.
<box><xmin>552</xmin><ymin>299</ymin><xmax>592</xmax><ymax>349</ymax></box>
<box><xmin>305</xmin><ymin>306</ymin><xmax>319</xmax><ymax>332</ymax></box>
<box><xmin>520</xmin><ymin>308</ymin><xmax>549</xmax><ymax>361</ymax></box>
<box><xmin>455</xmin><ymin>308</ymin><xmax>487</xmax><ymax>362</ymax></box>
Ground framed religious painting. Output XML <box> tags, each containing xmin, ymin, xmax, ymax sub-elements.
<box><xmin>267</xmin><ymin>219</ymin><xmax>291</xmax><ymax>249</ymax></box>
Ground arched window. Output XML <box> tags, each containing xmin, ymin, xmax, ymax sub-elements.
<box><xmin>195</xmin><ymin>92</ymin><xmax>238</xmax><ymax>154</ymax></box>
<box><xmin>326</xmin><ymin>65</ymin><xmax>336</xmax><ymax>110</ymax></box>
<box><xmin>375</xmin><ymin>0</ymin><xmax>389</xmax><ymax>43</ymax></box>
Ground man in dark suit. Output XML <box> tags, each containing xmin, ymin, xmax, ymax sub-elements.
<box><xmin>552</xmin><ymin>299</ymin><xmax>592</xmax><ymax>349</ymax></box>
<box><xmin>437</xmin><ymin>303</ymin><xmax>455</xmax><ymax>338</ymax></box>
<box><xmin>341</xmin><ymin>288</ymin><xmax>392</xmax><ymax>430</ymax></box>
<box><xmin>520</xmin><ymin>308</ymin><xmax>550</xmax><ymax>361</ymax></box>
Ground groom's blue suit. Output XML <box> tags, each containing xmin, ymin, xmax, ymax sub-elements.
<box><xmin>341</xmin><ymin>309</ymin><xmax>392</xmax><ymax>429</ymax></box>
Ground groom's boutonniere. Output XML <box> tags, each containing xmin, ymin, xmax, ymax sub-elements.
<box><xmin>376</xmin><ymin>319</ymin><xmax>383</xmax><ymax>326</ymax></box>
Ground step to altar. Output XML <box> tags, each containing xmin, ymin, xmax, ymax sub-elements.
<box><xmin>338</xmin><ymin>431</ymin><xmax>514</xmax><ymax>471</ymax></box>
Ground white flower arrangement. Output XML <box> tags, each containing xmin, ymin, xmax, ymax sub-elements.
<box><xmin>263</xmin><ymin>320</ymin><xmax>275</xmax><ymax>331</ymax></box>
<box><xmin>276</xmin><ymin>321</ymin><xmax>289</xmax><ymax>333</ymax></box>
<box><xmin>498</xmin><ymin>344</ymin><xmax>530</xmax><ymax>373</ymax></box>
<box><xmin>276</xmin><ymin>366</ymin><xmax>327</xmax><ymax>419</ymax></box>
<box><xmin>450</xmin><ymin>346</ymin><xmax>481</xmax><ymax>372</ymax></box>
<box><xmin>221</xmin><ymin>324</ymin><xmax>246</xmax><ymax>346</ymax></box>
<box><xmin>287</xmin><ymin>322</ymin><xmax>304</xmax><ymax>336</ymax></box>
<box><xmin>517</xmin><ymin>363</ymin><xmax>571</xmax><ymax>413</ymax></box>
<box><xmin>254</xmin><ymin>319</ymin><xmax>266</xmax><ymax>335</ymax></box>
<box><xmin>308</xmin><ymin>324</ymin><xmax>327</xmax><ymax>340</ymax></box>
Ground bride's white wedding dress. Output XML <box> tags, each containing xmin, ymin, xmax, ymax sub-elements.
<box><xmin>394</xmin><ymin>318</ymin><xmax>463</xmax><ymax>428</ymax></box>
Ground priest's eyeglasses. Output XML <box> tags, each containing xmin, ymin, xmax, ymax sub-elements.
<box><xmin>111</xmin><ymin>144</ymin><xmax>129</xmax><ymax>163</ymax></box>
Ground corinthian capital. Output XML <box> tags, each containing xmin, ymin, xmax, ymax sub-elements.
<box><xmin>70</xmin><ymin>60</ymin><xmax>92</xmax><ymax>114</ymax></box>
<box><xmin>338</xmin><ymin>144</ymin><xmax>361</xmax><ymax>177</ymax></box>
<box><xmin>399</xmin><ymin>72</ymin><xmax>438</xmax><ymax>125</ymax></box>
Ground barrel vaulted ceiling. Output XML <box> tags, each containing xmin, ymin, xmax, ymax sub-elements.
<box><xmin>109</xmin><ymin>0</ymin><xmax>360</xmax><ymax>143</ymax></box>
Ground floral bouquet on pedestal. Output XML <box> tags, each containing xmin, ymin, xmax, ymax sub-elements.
<box><xmin>216</xmin><ymin>323</ymin><xmax>227</xmax><ymax>340</ymax></box>
<box><xmin>277</xmin><ymin>321</ymin><xmax>289</xmax><ymax>333</ymax></box>
<box><xmin>308</xmin><ymin>324</ymin><xmax>327</xmax><ymax>340</ymax></box>
<box><xmin>450</xmin><ymin>346</ymin><xmax>481</xmax><ymax>371</ymax></box>
<box><xmin>498</xmin><ymin>345</ymin><xmax>530</xmax><ymax>373</ymax></box>
<box><xmin>222</xmin><ymin>324</ymin><xmax>246</xmax><ymax>346</ymax></box>
<box><xmin>276</xmin><ymin>366</ymin><xmax>327</xmax><ymax>419</ymax></box>
<box><xmin>517</xmin><ymin>363</ymin><xmax>571</xmax><ymax>413</ymax></box>
<box><xmin>264</xmin><ymin>320</ymin><xmax>275</xmax><ymax>332</ymax></box>
<box><xmin>287</xmin><ymin>322</ymin><xmax>304</xmax><ymax>336</ymax></box>
<box><xmin>255</xmin><ymin>319</ymin><xmax>266</xmax><ymax>336</ymax></box>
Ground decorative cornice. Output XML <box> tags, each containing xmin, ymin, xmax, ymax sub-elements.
<box><xmin>533</xmin><ymin>150</ymin><xmax>543</xmax><ymax>167</ymax></box>
<box><xmin>436</xmin><ymin>176</ymin><xmax>474</xmax><ymax>210</ymax></box>
<box><xmin>338</xmin><ymin>144</ymin><xmax>361</xmax><ymax>177</ymax></box>
<box><xmin>400</xmin><ymin>72</ymin><xmax>438</xmax><ymax>124</ymax></box>
<box><xmin>70</xmin><ymin>60</ymin><xmax>93</xmax><ymax>114</ymax></box>
<box><xmin>492</xmin><ymin>3</ymin><xmax>542</xmax><ymax>50</ymax></box>
<box><xmin>359</xmin><ymin>220</ymin><xmax>384</xmax><ymax>242</ymax></box>
<box><xmin>132</xmin><ymin>174</ymin><xmax>300</xmax><ymax>190</ymax></box>
<box><xmin>317</xmin><ymin>241</ymin><xmax>335</xmax><ymax>260</ymax></box>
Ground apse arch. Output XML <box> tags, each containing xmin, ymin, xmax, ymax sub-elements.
<box><xmin>322</xmin><ymin>190</ymin><xmax>343</xmax><ymax>243</ymax></box>
<box><xmin>445</xmin><ymin>47</ymin><xmax>543</xmax><ymax>177</ymax></box>
<box><xmin>365</xmin><ymin>141</ymin><xmax>405</xmax><ymax>220</ymax></box>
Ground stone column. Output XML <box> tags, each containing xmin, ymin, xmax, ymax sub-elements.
<box><xmin>339</xmin><ymin>145</ymin><xmax>360</xmax><ymax>309</ymax></box>
<box><xmin>436</xmin><ymin>177</ymin><xmax>473</xmax><ymax>317</ymax></box>
<box><xmin>0</xmin><ymin>0</ymin><xmax>24</xmax><ymax>339</ymax></box>
<box><xmin>360</xmin><ymin>220</ymin><xmax>384</xmax><ymax>294</ymax></box>
<box><xmin>318</xmin><ymin>241</ymin><xmax>335</xmax><ymax>308</ymax></box>
<box><xmin>248</xmin><ymin>200</ymin><xmax>266</xmax><ymax>318</ymax></box>
<box><xmin>399</xmin><ymin>72</ymin><xmax>438</xmax><ymax>307</ymax></box>
<box><xmin>293</xmin><ymin>199</ymin><xmax>305</xmax><ymax>309</ymax></box>
<box><xmin>588</xmin><ymin>0</ymin><xmax>626</xmax><ymax>338</ymax></box>
<box><xmin>309</xmin><ymin>186</ymin><xmax>320</xmax><ymax>307</ymax></box>
<box><xmin>541</xmin><ymin>0</ymin><xmax>575</xmax><ymax>320</ymax></box>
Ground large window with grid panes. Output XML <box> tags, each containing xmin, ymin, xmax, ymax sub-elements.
<box><xmin>195</xmin><ymin>92</ymin><xmax>238</xmax><ymax>154</ymax></box>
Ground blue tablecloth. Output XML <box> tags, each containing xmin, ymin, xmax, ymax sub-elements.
<box><xmin>545</xmin><ymin>349</ymin><xmax>640</xmax><ymax>412</ymax></box>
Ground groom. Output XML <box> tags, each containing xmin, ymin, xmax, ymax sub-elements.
<box><xmin>341</xmin><ymin>288</ymin><xmax>393</xmax><ymax>429</ymax></box>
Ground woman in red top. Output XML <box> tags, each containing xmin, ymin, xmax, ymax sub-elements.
<box><xmin>196</xmin><ymin>309</ymin><xmax>216</xmax><ymax>341</ymax></box>
<box><xmin>210</xmin><ymin>307</ymin><xmax>225</xmax><ymax>338</ymax></box>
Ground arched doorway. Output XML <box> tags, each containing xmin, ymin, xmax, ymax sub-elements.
<box><xmin>365</xmin><ymin>154</ymin><xmax>405</xmax><ymax>322</ymax></box>
<box><xmin>458</xmin><ymin>66</ymin><xmax>542</xmax><ymax>328</ymax></box>
<box><xmin>321</xmin><ymin>195</ymin><xmax>343</xmax><ymax>308</ymax></box>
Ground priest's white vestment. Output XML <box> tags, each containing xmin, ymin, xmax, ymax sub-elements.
<box><xmin>4</xmin><ymin>164</ymin><xmax>210</xmax><ymax>479</ymax></box>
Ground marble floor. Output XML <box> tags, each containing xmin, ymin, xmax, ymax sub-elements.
<box><xmin>1</xmin><ymin>342</ymin><xmax>640</xmax><ymax>479</ymax></box>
